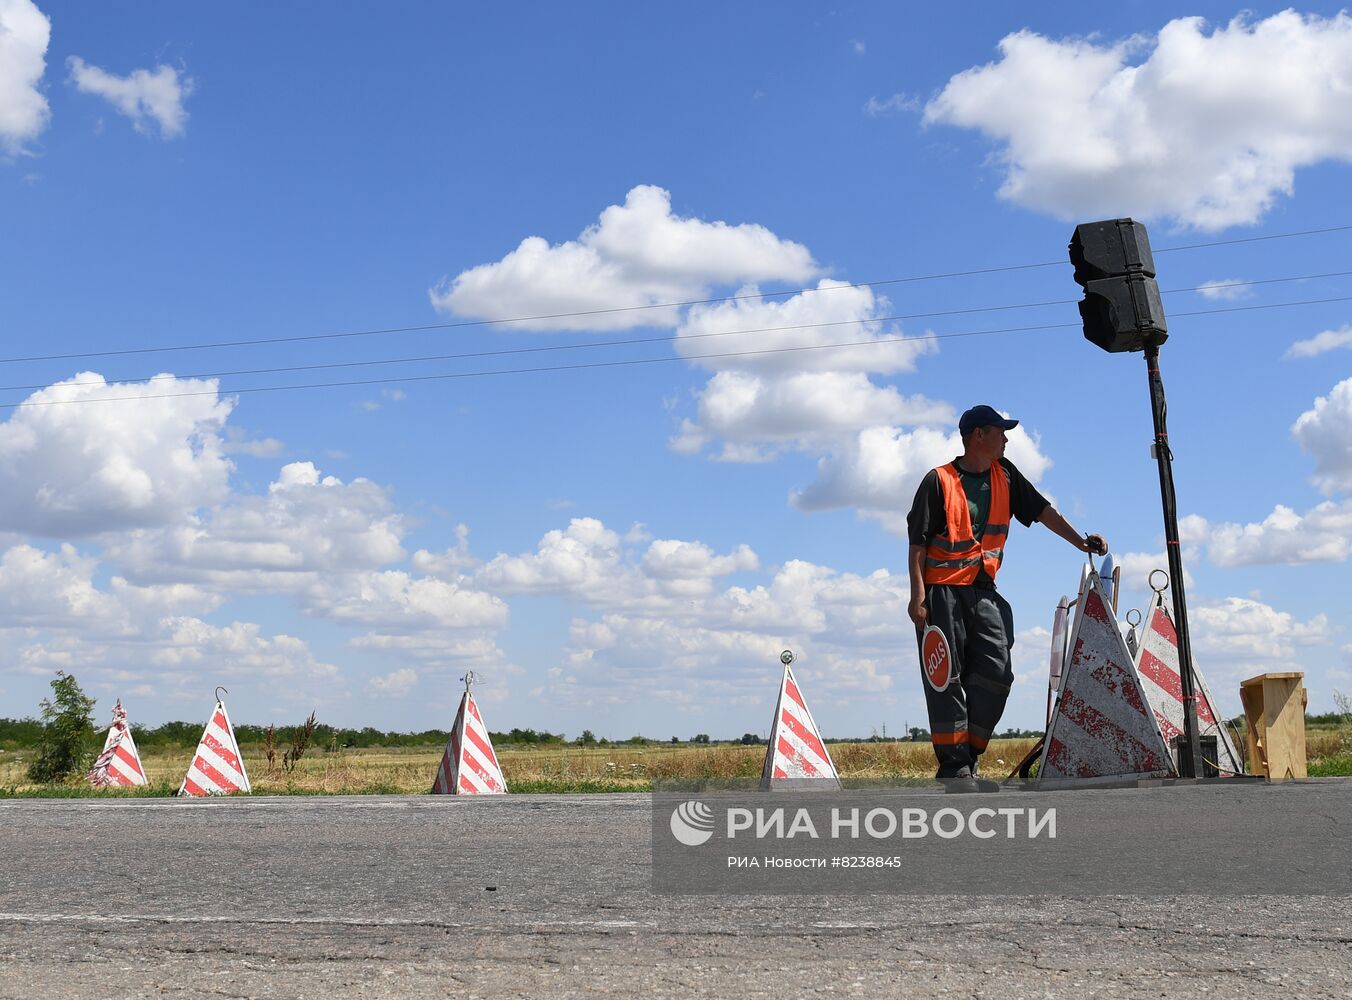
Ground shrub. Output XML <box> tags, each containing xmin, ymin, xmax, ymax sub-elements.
<box><xmin>26</xmin><ymin>672</ymin><xmax>96</xmax><ymax>784</ymax></box>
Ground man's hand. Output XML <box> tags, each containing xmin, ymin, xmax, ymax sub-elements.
<box><xmin>1038</xmin><ymin>507</ymin><xmax>1109</xmax><ymax>558</ymax></box>
<box><xmin>908</xmin><ymin>596</ymin><xmax>928</xmax><ymax>628</ymax></box>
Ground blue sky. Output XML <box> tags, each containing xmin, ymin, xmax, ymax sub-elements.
<box><xmin>2</xmin><ymin>2</ymin><xmax>1351</xmax><ymax>739</ymax></box>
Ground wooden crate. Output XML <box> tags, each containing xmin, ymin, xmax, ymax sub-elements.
<box><xmin>1239</xmin><ymin>672</ymin><xmax>1307</xmax><ymax>781</ymax></box>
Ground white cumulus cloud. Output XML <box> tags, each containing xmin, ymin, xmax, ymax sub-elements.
<box><xmin>1292</xmin><ymin>377</ymin><xmax>1352</xmax><ymax>495</ymax></box>
<box><xmin>311</xmin><ymin>569</ymin><xmax>508</xmax><ymax>632</ymax></box>
<box><xmin>675</xmin><ymin>280</ymin><xmax>933</xmax><ymax>376</ymax></box>
<box><xmin>107</xmin><ymin>461</ymin><xmax>406</xmax><ymax>590</ymax></box>
<box><xmin>1286</xmin><ymin>326</ymin><xmax>1352</xmax><ymax>359</ymax></box>
<box><xmin>367</xmin><ymin>668</ymin><xmax>418</xmax><ymax>698</ymax></box>
<box><xmin>791</xmin><ymin>422</ymin><xmax>1052</xmax><ymax>536</ymax></box>
<box><xmin>0</xmin><ymin>373</ymin><xmax>234</xmax><ymax>537</ymax></box>
<box><xmin>67</xmin><ymin>56</ymin><xmax>192</xmax><ymax>138</ymax></box>
<box><xmin>476</xmin><ymin>517</ymin><xmax>764</xmax><ymax>606</ymax></box>
<box><xmin>1192</xmin><ymin>597</ymin><xmax>1330</xmax><ymax>663</ymax></box>
<box><xmin>672</xmin><ymin>372</ymin><xmax>953</xmax><ymax>462</ymax></box>
<box><xmin>151</xmin><ymin>617</ymin><xmax>338</xmax><ymax>681</ymax></box>
<box><xmin>0</xmin><ymin>543</ymin><xmax>127</xmax><ymax>632</ymax></box>
<box><xmin>410</xmin><ymin>524</ymin><xmax>477</xmax><ymax>576</ymax></box>
<box><xmin>1197</xmin><ymin>500</ymin><xmax>1352</xmax><ymax>567</ymax></box>
<box><xmin>669</xmin><ymin>279</ymin><xmax>960</xmax><ymax>482</ymax></box>
<box><xmin>0</xmin><ymin>543</ymin><xmax>335</xmax><ymax>702</ymax></box>
<box><xmin>476</xmin><ymin>517</ymin><xmax>627</xmax><ymax>598</ymax></box>
<box><xmin>543</xmin><ymin>557</ymin><xmax>908</xmax><ymax>713</ymax></box>
<box><xmin>642</xmin><ymin>539</ymin><xmax>758</xmax><ymax>580</ymax></box>
<box><xmin>0</xmin><ymin>0</ymin><xmax>49</xmax><ymax>155</ymax></box>
<box><xmin>1114</xmin><ymin>549</ymin><xmax>1195</xmax><ymax>595</ymax></box>
<box><xmin>429</xmin><ymin>185</ymin><xmax>817</xmax><ymax>331</ymax></box>
<box><xmin>924</xmin><ymin>11</ymin><xmax>1352</xmax><ymax>230</ymax></box>
<box><xmin>1195</xmin><ymin>279</ymin><xmax>1251</xmax><ymax>301</ymax></box>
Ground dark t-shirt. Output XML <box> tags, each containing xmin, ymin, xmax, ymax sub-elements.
<box><xmin>907</xmin><ymin>457</ymin><xmax>1050</xmax><ymax>586</ymax></box>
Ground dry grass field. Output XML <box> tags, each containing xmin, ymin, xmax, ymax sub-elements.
<box><xmin>2</xmin><ymin>728</ymin><xmax>1348</xmax><ymax>795</ymax></box>
<box><xmin>0</xmin><ymin>739</ymin><xmax>1040</xmax><ymax>795</ymax></box>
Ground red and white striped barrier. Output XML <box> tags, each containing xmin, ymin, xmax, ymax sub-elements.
<box><xmin>178</xmin><ymin>699</ymin><xmax>251</xmax><ymax>796</ymax></box>
<box><xmin>1036</xmin><ymin>568</ymin><xmax>1174</xmax><ymax>786</ymax></box>
<box><xmin>1135</xmin><ymin>590</ymin><xmax>1244</xmax><ymax>776</ymax></box>
<box><xmin>88</xmin><ymin>699</ymin><xmax>147</xmax><ymax>788</ymax></box>
<box><xmin>1046</xmin><ymin>595</ymin><xmax>1070</xmax><ymax>725</ymax></box>
<box><xmin>760</xmin><ymin>653</ymin><xmax>841</xmax><ymax>790</ymax></box>
<box><xmin>432</xmin><ymin>689</ymin><xmax>507</xmax><ymax>795</ymax></box>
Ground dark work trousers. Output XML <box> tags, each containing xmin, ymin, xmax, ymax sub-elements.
<box><xmin>917</xmin><ymin>583</ymin><xmax>1016</xmax><ymax>778</ymax></box>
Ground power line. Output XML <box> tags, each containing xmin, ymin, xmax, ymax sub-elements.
<box><xmin>6</xmin><ymin>292</ymin><xmax>1351</xmax><ymax>412</ymax></box>
<box><xmin>0</xmin><ymin>323</ymin><xmax>1079</xmax><ymax>410</ymax></box>
<box><xmin>4</xmin><ymin>224</ymin><xmax>1350</xmax><ymax>368</ymax></box>
<box><xmin>1154</xmin><ymin>224</ymin><xmax>1352</xmax><ymax>254</ymax></box>
<box><xmin>1172</xmin><ymin>293</ymin><xmax>1352</xmax><ymax>319</ymax></box>
<box><xmin>5</xmin><ymin>267</ymin><xmax>1351</xmax><ymax>392</ymax></box>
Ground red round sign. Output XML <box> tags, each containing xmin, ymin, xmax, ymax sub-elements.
<box><xmin>921</xmin><ymin>626</ymin><xmax>953</xmax><ymax>692</ymax></box>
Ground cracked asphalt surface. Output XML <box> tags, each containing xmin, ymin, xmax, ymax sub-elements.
<box><xmin>2</xmin><ymin>783</ymin><xmax>1351</xmax><ymax>998</ymax></box>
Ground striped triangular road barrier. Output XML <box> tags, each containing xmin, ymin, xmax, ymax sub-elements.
<box><xmin>431</xmin><ymin>688</ymin><xmax>507</xmax><ymax>795</ymax></box>
<box><xmin>1135</xmin><ymin>589</ymin><xmax>1245</xmax><ymax>776</ymax></box>
<box><xmin>760</xmin><ymin>652</ymin><xmax>841</xmax><ymax>791</ymax></box>
<box><xmin>1036</xmin><ymin>567</ymin><xmax>1174</xmax><ymax>787</ymax></box>
<box><xmin>88</xmin><ymin>699</ymin><xmax>147</xmax><ymax>788</ymax></box>
<box><xmin>178</xmin><ymin>698</ymin><xmax>251</xmax><ymax>796</ymax></box>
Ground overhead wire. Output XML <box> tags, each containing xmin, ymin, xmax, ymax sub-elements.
<box><xmin>3</xmin><ymin>223</ymin><xmax>1350</xmax><ymax>367</ymax></box>
<box><xmin>4</xmin><ymin>268</ymin><xmax>1352</xmax><ymax>394</ymax></box>
<box><xmin>6</xmin><ymin>291</ymin><xmax>1352</xmax><ymax>411</ymax></box>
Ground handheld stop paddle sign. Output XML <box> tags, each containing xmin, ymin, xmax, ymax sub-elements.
<box><xmin>921</xmin><ymin>625</ymin><xmax>953</xmax><ymax>692</ymax></box>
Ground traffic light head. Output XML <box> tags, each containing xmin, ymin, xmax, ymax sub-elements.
<box><xmin>1069</xmin><ymin>218</ymin><xmax>1156</xmax><ymax>284</ymax></box>
<box><xmin>1069</xmin><ymin>218</ymin><xmax>1168</xmax><ymax>353</ymax></box>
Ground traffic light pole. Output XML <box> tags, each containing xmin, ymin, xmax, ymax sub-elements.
<box><xmin>1143</xmin><ymin>340</ymin><xmax>1204</xmax><ymax>779</ymax></box>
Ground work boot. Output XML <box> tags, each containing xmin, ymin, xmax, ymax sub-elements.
<box><xmin>940</xmin><ymin>766</ymin><xmax>982</xmax><ymax>794</ymax></box>
<box><xmin>969</xmin><ymin>763</ymin><xmax>1001</xmax><ymax>793</ymax></box>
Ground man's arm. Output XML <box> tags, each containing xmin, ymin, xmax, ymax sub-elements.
<box><xmin>1037</xmin><ymin>505</ymin><xmax>1108</xmax><ymax>556</ymax></box>
<box><xmin>908</xmin><ymin>545</ymin><xmax>927</xmax><ymax>627</ymax></box>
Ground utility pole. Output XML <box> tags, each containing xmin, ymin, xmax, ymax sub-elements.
<box><xmin>1068</xmin><ymin>218</ymin><xmax>1203</xmax><ymax>779</ymax></box>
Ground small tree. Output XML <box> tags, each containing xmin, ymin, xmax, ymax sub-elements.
<box><xmin>576</xmin><ymin>729</ymin><xmax>597</xmax><ymax>746</ymax></box>
<box><xmin>691</xmin><ymin>733</ymin><xmax>710</xmax><ymax>745</ymax></box>
<box><xmin>26</xmin><ymin>672</ymin><xmax>96</xmax><ymax>784</ymax></box>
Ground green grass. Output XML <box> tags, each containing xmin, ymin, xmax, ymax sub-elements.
<box><xmin>0</xmin><ymin>781</ymin><xmax>180</xmax><ymax>798</ymax></box>
<box><xmin>1308</xmin><ymin>753</ymin><xmax>1352</xmax><ymax>777</ymax></box>
<box><xmin>504</xmin><ymin>778</ymin><xmax>647</xmax><ymax>794</ymax></box>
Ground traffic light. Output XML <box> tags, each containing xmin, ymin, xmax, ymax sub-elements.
<box><xmin>1069</xmin><ymin>218</ymin><xmax>1168</xmax><ymax>353</ymax></box>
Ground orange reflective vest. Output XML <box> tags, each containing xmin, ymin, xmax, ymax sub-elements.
<box><xmin>922</xmin><ymin>462</ymin><xmax>1010</xmax><ymax>586</ymax></box>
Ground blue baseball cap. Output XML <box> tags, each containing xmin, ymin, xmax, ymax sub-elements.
<box><xmin>959</xmin><ymin>404</ymin><xmax>1018</xmax><ymax>438</ymax></box>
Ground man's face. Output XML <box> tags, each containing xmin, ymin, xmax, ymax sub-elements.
<box><xmin>972</xmin><ymin>425</ymin><xmax>1008</xmax><ymax>460</ymax></box>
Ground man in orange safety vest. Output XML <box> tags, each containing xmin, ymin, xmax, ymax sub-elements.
<box><xmin>907</xmin><ymin>404</ymin><xmax>1107</xmax><ymax>792</ymax></box>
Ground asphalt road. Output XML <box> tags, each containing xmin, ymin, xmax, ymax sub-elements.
<box><xmin>3</xmin><ymin>782</ymin><xmax>1351</xmax><ymax>998</ymax></box>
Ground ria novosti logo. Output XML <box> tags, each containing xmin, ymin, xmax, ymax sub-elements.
<box><xmin>667</xmin><ymin>802</ymin><xmax>1056</xmax><ymax>845</ymax></box>
<box><xmin>669</xmin><ymin>801</ymin><xmax>715</xmax><ymax>846</ymax></box>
